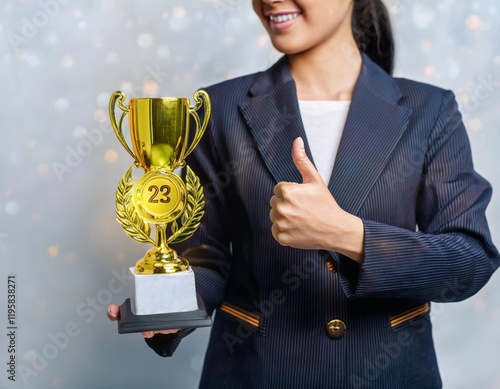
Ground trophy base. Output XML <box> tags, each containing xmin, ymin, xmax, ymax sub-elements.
<box><xmin>117</xmin><ymin>294</ymin><xmax>212</xmax><ymax>334</ymax></box>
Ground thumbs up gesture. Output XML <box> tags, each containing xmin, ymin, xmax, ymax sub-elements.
<box><xmin>269</xmin><ymin>137</ymin><xmax>365</xmax><ymax>262</ymax></box>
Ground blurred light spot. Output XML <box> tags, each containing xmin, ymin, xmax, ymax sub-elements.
<box><xmin>225</xmin><ymin>18</ymin><xmax>241</xmax><ymax>34</ymax></box>
<box><xmin>161</xmin><ymin>12</ymin><xmax>169</xmax><ymax>19</ymax></box>
<box><xmin>25</xmin><ymin>53</ymin><xmax>40</xmax><ymax>66</ymax></box>
<box><xmin>120</xmin><ymin>81</ymin><xmax>134</xmax><ymax>95</ymax></box>
<box><xmin>447</xmin><ymin>61</ymin><xmax>460</xmax><ymax>79</ymax></box>
<box><xmin>95</xmin><ymin>41</ymin><xmax>103</xmax><ymax>49</ymax></box>
<box><xmin>48</xmin><ymin>246</ymin><xmax>59</xmax><ymax>257</ymax></box>
<box><xmin>173</xmin><ymin>6</ymin><xmax>186</xmax><ymax>18</ymax></box>
<box><xmin>466</xmin><ymin>14</ymin><xmax>483</xmax><ymax>31</ymax></box>
<box><xmin>389</xmin><ymin>3</ymin><xmax>402</xmax><ymax>14</ymax></box>
<box><xmin>27</xmin><ymin>139</ymin><xmax>37</xmax><ymax>148</ymax></box>
<box><xmin>474</xmin><ymin>299</ymin><xmax>486</xmax><ymax>312</ymax></box>
<box><xmin>78</xmin><ymin>21</ymin><xmax>87</xmax><ymax>30</ymax></box>
<box><xmin>106</xmin><ymin>51</ymin><xmax>120</xmax><ymax>63</ymax></box>
<box><xmin>494</xmin><ymin>56</ymin><xmax>500</xmax><ymax>65</ymax></box>
<box><xmin>61</xmin><ymin>54</ymin><xmax>74</xmax><ymax>68</ymax></box>
<box><xmin>170</xmin><ymin>6</ymin><xmax>188</xmax><ymax>31</ymax></box>
<box><xmin>116</xmin><ymin>252</ymin><xmax>125</xmax><ymax>261</ymax></box>
<box><xmin>424</xmin><ymin>65</ymin><xmax>436</xmax><ymax>76</ymax></box>
<box><xmin>37</xmin><ymin>163</ymin><xmax>50</xmax><ymax>175</ymax></box>
<box><xmin>73</xmin><ymin>9</ymin><xmax>83</xmax><ymax>18</ymax></box>
<box><xmin>94</xmin><ymin>108</ymin><xmax>107</xmax><ymax>123</ymax></box>
<box><xmin>223</xmin><ymin>36</ymin><xmax>235</xmax><ymax>48</ymax></box>
<box><xmin>170</xmin><ymin>18</ymin><xmax>188</xmax><ymax>31</ymax></box>
<box><xmin>55</xmin><ymin>98</ymin><xmax>70</xmax><ymax>111</ymax></box>
<box><xmin>412</xmin><ymin>6</ymin><xmax>434</xmax><ymax>29</ymax></box>
<box><xmin>52</xmin><ymin>377</ymin><xmax>62</xmax><ymax>387</ymax></box>
<box><xmin>5</xmin><ymin>201</ymin><xmax>20</xmax><ymax>216</ymax></box>
<box><xmin>468</xmin><ymin>119</ymin><xmax>483</xmax><ymax>132</ymax></box>
<box><xmin>97</xmin><ymin>92</ymin><xmax>111</xmax><ymax>107</ymax></box>
<box><xmin>257</xmin><ymin>34</ymin><xmax>269</xmax><ymax>47</ymax></box>
<box><xmin>73</xmin><ymin>126</ymin><xmax>87</xmax><ymax>138</ymax></box>
<box><xmin>25</xmin><ymin>350</ymin><xmax>36</xmax><ymax>360</ymax></box>
<box><xmin>27</xmin><ymin>350</ymin><xmax>48</xmax><ymax>370</ymax></box>
<box><xmin>156</xmin><ymin>45</ymin><xmax>170</xmax><ymax>59</ymax></box>
<box><xmin>105</xmin><ymin>148</ymin><xmax>118</xmax><ymax>164</ymax></box>
<box><xmin>143</xmin><ymin>79</ymin><xmax>159</xmax><ymax>94</ymax></box>
<box><xmin>9</xmin><ymin>151</ymin><xmax>24</xmax><ymax>167</ymax></box>
<box><xmin>44</xmin><ymin>31</ymin><xmax>58</xmax><ymax>45</ymax></box>
<box><xmin>138</xmin><ymin>33</ymin><xmax>153</xmax><ymax>48</ymax></box>
<box><xmin>32</xmin><ymin>214</ymin><xmax>41</xmax><ymax>222</ymax></box>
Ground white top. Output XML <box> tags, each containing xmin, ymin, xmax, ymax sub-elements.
<box><xmin>298</xmin><ymin>100</ymin><xmax>351</xmax><ymax>184</ymax></box>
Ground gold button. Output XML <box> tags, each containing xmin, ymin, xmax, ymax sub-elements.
<box><xmin>326</xmin><ymin>319</ymin><xmax>346</xmax><ymax>339</ymax></box>
<box><xmin>326</xmin><ymin>260</ymin><xmax>337</xmax><ymax>272</ymax></box>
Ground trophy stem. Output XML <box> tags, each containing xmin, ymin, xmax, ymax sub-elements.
<box><xmin>134</xmin><ymin>224</ymin><xmax>190</xmax><ymax>275</ymax></box>
<box><xmin>156</xmin><ymin>223</ymin><xmax>172</xmax><ymax>253</ymax></box>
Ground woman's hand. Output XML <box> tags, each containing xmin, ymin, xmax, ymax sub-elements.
<box><xmin>106</xmin><ymin>304</ymin><xmax>180</xmax><ymax>338</ymax></box>
<box><xmin>269</xmin><ymin>137</ymin><xmax>364</xmax><ymax>263</ymax></box>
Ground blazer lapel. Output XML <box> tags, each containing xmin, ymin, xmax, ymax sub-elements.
<box><xmin>328</xmin><ymin>55</ymin><xmax>413</xmax><ymax>215</ymax></box>
<box><xmin>239</xmin><ymin>54</ymin><xmax>413</xmax><ymax>216</ymax></box>
<box><xmin>239</xmin><ymin>57</ymin><xmax>313</xmax><ymax>185</ymax></box>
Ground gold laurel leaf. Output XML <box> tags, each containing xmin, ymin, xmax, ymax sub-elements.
<box><xmin>167</xmin><ymin>166</ymin><xmax>205</xmax><ymax>245</ymax></box>
<box><xmin>115</xmin><ymin>166</ymin><xmax>155</xmax><ymax>245</ymax></box>
<box><xmin>171</xmin><ymin>220</ymin><xmax>179</xmax><ymax>234</ymax></box>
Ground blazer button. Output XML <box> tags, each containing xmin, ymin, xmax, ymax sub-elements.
<box><xmin>326</xmin><ymin>319</ymin><xmax>346</xmax><ymax>339</ymax></box>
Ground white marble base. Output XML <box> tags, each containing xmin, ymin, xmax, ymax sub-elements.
<box><xmin>129</xmin><ymin>267</ymin><xmax>198</xmax><ymax>315</ymax></box>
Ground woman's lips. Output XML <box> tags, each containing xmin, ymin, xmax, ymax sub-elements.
<box><xmin>268</xmin><ymin>12</ymin><xmax>300</xmax><ymax>31</ymax></box>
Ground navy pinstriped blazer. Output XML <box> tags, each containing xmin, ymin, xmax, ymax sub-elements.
<box><xmin>146</xmin><ymin>54</ymin><xmax>500</xmax><ymax>388</ymax></box>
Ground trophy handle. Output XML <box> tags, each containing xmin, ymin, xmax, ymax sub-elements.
<box><xmin>185</xmin><ymin>90</ymin><xmax>211</xmax><ymax>160</ymax></box>
<box><xmin>109</xmin><ymin>91</ymin><xmax>138</xmax><ymax>164</ymax></box>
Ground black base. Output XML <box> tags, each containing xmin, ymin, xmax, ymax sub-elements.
<box><xmin>117</xmin><ymin>294</ymin><xmax>212</xmax><ymax>334</ymax></box>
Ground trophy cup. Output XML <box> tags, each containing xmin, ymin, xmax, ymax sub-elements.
<box><xmin>109</xmin><ymin>90</ymin><xmax>212</xmax><ymax>334</ymax></box>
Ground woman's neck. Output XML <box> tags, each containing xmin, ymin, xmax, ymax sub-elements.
<box><xmin>288</xmin><ymin>41</ymin><xmax>362</xmax><ymax>101</ymax></box>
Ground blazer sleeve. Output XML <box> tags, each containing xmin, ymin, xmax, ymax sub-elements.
<box><xmin>145</xmin><ymin>111</ymin><xmax>233</xmax><ymax>357</ymax></box>
<box><xmin>338</xmin><ymin>90</ymin><xmax>500</xmax><ymax>301</ymax></box>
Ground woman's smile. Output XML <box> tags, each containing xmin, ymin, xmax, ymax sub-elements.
<box><xmin>268</xmin><ymin>12</ymin><xmax>301</xmax><ymax>31</ymax></box>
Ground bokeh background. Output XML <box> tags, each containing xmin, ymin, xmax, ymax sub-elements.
<box><xmin>1</xmin><ymin>0</ymin><xmax>499</xmax><ymax>388</ymax></box>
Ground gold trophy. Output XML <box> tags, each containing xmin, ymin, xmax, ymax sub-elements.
<box><xmin>109</xmin><ymin>90</ymin><xmax>212</xmax><ymax>333</ymax></box>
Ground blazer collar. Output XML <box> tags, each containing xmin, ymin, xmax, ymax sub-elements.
<box><xmin>239</xmin><ymin>54</ymin><xmax>412</xmax><ymax>215</ymax></box>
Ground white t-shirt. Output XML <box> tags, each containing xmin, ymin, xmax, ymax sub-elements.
<box><xmin>298</xmin><ymin>100</ymin><xmax>351</xmax><ymax>184</ymax></box>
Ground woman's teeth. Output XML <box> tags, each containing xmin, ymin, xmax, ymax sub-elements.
<box><xmin>269</xmin><ymin>13</ymin><xmax>299</xmax><ymax>23</ymax></box>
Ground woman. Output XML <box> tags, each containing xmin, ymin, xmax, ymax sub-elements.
<box><xmin>108</xmin><ymin>0</ymin><xmax>499</xmax><ymax>387</ymax></box>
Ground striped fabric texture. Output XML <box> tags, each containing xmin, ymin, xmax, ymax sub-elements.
<box><xmin>145</xmin><ymin>54</ymin><xmax>500</xmax><ymax>388</ymax></box>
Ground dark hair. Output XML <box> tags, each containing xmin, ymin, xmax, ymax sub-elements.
<box><xmin>352</xmin><ymin>0</ymin><xmax>395</xmax><ymax>75</ymax></box>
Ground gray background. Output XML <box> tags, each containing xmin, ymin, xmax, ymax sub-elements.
<box><xmin>1</xmin><ymin>0</ymin><xmax>499</xmax><ymax>388</ymax></box>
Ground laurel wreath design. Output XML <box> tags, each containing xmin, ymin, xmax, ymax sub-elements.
<box><xmin>115</xmin><ymin>167</ymin><xmax>155</xmax><ymax>245</ymax></box>
<box><xmin>167</xmin><ymin>166</ymin><xmax>205</xmax><ymax>244</ymax></box>
<box><xmin>115</xmin><ymin>166</ymin><xmax>204</xmax><ymax>246</ymax></box>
